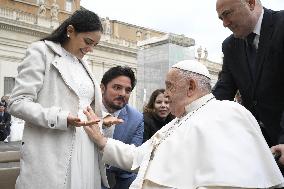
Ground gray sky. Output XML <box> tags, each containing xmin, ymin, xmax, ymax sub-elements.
<box><xmin>80</xmin><ymin>0</ymin><xmax>283</xmax><ymax>63</ymax></box>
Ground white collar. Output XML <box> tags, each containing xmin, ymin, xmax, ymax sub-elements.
<box><xmin>101</xmin><ymin>103</ymin><xmax>121</xmax><ymax>118</ymax></box>
<box><xmin>61</xmin><ymin>45</ymin><xmax>79</xmax><ymax>61</ymax></box>
<box><xmin>185</xmin><ymin>93</ymin><xmax>215</xmax><ymax>114</ymax></box>
<box><xmin>45</xmin><ymin>40</ymin><xmax>84</xmax><ymax>62</ymax></box>
<box><xmin>253</xmin><ymin>8</ymin><xmax>264</xmax><ymax>36</ymax></box>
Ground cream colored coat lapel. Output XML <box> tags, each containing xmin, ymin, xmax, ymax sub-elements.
<box><xmin>45</xmin><ymin>40</ymin><xmax>102</xmax><ymax>117</ymax></box>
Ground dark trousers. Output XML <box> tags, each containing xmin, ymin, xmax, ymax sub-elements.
<box><xmin>103</xmin><ymin>171</ymin><xmax>136</xmax><ymax>189</ymax></box>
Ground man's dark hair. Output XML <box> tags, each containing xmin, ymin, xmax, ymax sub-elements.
<box><xmin>41</xmin><ymin>9</ymin><xmax>103</xmax><ymax>44</ymax></box>
<box><xmin>101</xmin><ymin>66</ymin><xmax>136</xmax><ymax>90</ymax></box>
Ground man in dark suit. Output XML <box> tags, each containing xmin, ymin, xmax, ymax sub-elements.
<box><xmin>100</xmin><ymin>66</ymin><xmax>144</xmax><ymax>189</ymax></box>
<box><xmin>213</xmin><ymin>0</ymin><xmax>284</xmax><ymax>148</ymax></box>
<box><xmin>0</xmin><ymin>102</ymin><xmax>11</xmax><ymax>141</ymax></box>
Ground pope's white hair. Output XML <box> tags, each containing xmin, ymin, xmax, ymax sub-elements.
<box><xmin>175</xmin><ymin>69</ymin><xmax>211</xmax><ymax>94</ymax></box>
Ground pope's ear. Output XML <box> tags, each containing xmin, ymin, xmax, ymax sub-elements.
<box><xmin>248</xmin><ymin>0</ymin><xmax>256</xmax><ymax>10</ymax></box>
<box><xmin>187</xmin><ymin>79</ymin><xmax>196</xmax><ymax>97</ymax></box>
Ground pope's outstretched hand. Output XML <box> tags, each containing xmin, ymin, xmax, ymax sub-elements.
<box><xmin>83</xmin><ymin>106</ymin><xmax>123</xmax><ymax>150</ymax></box>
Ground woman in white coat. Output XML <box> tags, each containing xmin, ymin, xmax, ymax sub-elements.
<box><xmin>8</xmin><ymin>10</ymin><xmax>108</xmax><ymax>189</ymax></box>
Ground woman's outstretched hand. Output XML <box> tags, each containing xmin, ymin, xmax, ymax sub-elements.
<box><xmin>67</xmin><ymin>113</ymin><xmax>101</xmax><ymax>127</ymax></box>
<box><xmin>67</xmin><ymin>115</ymin><xmax>81</xmax><ymax>127</ymax></box>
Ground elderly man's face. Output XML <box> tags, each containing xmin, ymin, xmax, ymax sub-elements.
<box><xmin>165</xmin><ymin>69</ymin><xmax>187</xmax><ymax>117</ymax></box>
<box><xmin>216</xmin><ymin>0</ymin><xmax>255</xmax><ymax>38</ymax></box>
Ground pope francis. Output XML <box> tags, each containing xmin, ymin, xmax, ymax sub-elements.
<box><xmin>84</xmin><ymin>59</ymin><xmax>284</xmax><ymax>189</ymax></box>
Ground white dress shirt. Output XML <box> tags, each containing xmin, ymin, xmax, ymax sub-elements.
<box><xmin>253</xmin><ymin>8</ymin><xmax>264</xmax><ymax>49</ymax></box>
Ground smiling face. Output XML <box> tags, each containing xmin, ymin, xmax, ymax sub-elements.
<box><xmin>63</xmin><ymin>25</ymin><xmax>102</xmax><ymax>59</ymax></box>
<box><xmin>101</xmin><ymin>76</ymin><xmax>132</xmax><ymax>113</ymax></box>
<box><xmin>216</xmin><ymin>0</ymin><xmax>255</xmax><ymax>38</ymax></box>
<box><xmin>153</xmin><ymin>93</ymin><xmax>170</xmax><ymax>119</ymax></box>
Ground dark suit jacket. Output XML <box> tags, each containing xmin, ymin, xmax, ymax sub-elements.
<box><xmin>143</xmin><ymin>112</ymin><xmax>174</xmax><ymax>142</ymax></box>
<box><xmin>0</xmin><ymin>111</ymin><xmax>11</xmax><ymax>140</ymax></box>
<box><xmin>213</xmin><ymin>8</ymin><xmax>284</xmax><ymax>146</ymax></box>
<box><xmin>107</xmin><ymin>104</ymin><xmax>144</xmax><ymax>188</ymax></box>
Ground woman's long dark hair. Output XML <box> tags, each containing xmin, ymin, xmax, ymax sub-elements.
<box><xmin>143</xmin><ymin>89</ymin><xmax>165</xmax><ymax>113</ymax></box>
<box><xmin>41</xmin><ymin>9</ymin><xmax>103</xmax><ymax>44</ymax></box>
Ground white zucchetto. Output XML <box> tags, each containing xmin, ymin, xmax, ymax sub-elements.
<box><xmin>172</xmin><ymin>59</ymin><xmax>211</xmax><ymax>79</ymax></box>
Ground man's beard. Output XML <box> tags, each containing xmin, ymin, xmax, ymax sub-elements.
<box><xmin>105</xmin><ymin>97</ymin><xmax>127</xmax><ymax>111</ymax></box>
<box><xmin>107</xmin><ymin>102</ymin><xmax>125</xmax><ymax>111</ymax></box>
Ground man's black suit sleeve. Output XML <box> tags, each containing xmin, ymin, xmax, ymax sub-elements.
<box><xmin>278</xmin><ymin>112</ymin><xmax>284</xmax><ymax>144</ymax></box>
<box><xmin>5</xmin><ymin>113</ymin><xmax>11</xmax><ymax>128</ymax></box>
<box><xmin>212</xmin><ymin>40</ymin><xmax>238</xmax><ymax>100</ymax></box>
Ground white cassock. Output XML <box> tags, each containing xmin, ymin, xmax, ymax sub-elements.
<box><xmin>102</xmin><ymin>93</ymin><xmax>284</xmax><ymax>189</ymax></box>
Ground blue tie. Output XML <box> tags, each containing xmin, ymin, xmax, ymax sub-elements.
<box><xmin>246</xmin><ymin>33</ymin><xmax>257</xmax><ymax>81</ymax></box>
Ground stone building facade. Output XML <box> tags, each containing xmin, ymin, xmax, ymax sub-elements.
<box><xmin>0</xmin><ymin>0</ymin><xmax>221</xmax><ymax>109</ymax></box>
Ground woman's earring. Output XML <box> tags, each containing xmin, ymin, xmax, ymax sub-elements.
<box><xmin>67</xmin><ymin>34</ymin><xmax>70</xmax><ymax>38</ymax></box>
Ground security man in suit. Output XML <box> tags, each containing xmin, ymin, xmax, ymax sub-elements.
<box><xmin>0</xmin><ymin>101</ymin><xmax>11</xmax><ymax>141</ymax></box>
<box><xmin>213</xmin><ymin>0</ymin><xmax>284</xmax><ymax>149</ymax></box>
<box><xmin>100</xmin><ymin>66</ymin><xmax>144</xmax><ymax>189</ymax></box>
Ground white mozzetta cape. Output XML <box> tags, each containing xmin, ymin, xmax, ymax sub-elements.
<box><xmin>103</xmin><ymin>94</ymin><xmax>284</xmax><ymax>189</ymax></box>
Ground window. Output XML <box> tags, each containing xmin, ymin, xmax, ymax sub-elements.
<box><xmin>65</xmin><ymin>0</ymin><xmax>72</xmax><ymax>12</ymax></box>
<box><xmin>4</xmin><ymin>77</ymin><xmax>15</xmax><ymax>95</ymax></box>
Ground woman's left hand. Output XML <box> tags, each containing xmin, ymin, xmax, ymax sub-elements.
<box><xmin>82</xmin><ymin>106</ymin><xmax>124</xmax><ymax>127</ymax></box>
<box><xmin>71</xmin><ymin>107</ymin><xmax>100</xmax><ymax>127</ymax></box>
